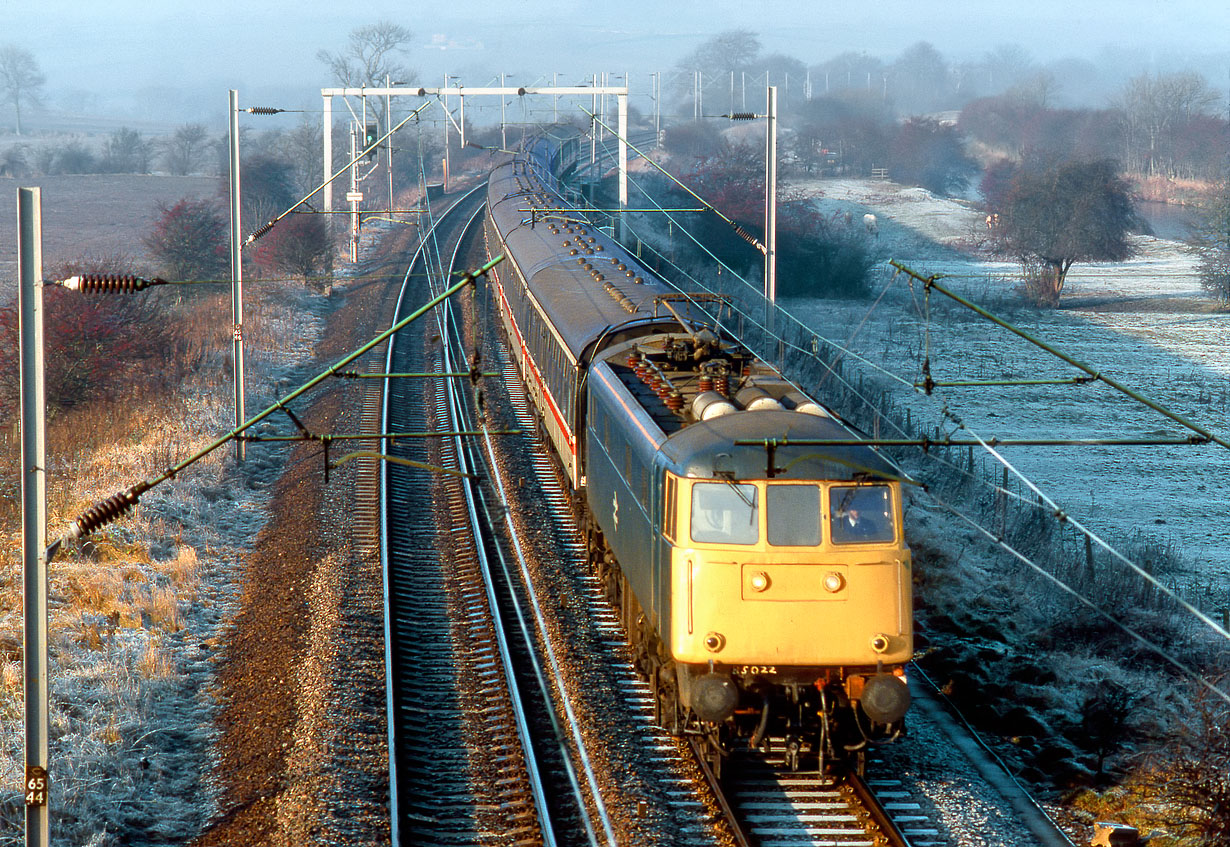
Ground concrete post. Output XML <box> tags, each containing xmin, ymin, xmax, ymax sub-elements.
<box><xmin>227</xmin><ymin>90</ymin><xmax>246</xmax><ymax>462</ymax></box>
<box><xmin>19</xmin><ymin>186</ymin><xmax>49</xmax><ymax>847</ymax></box>
<box><xmin>764</xmin><ymin>86</ymin><xmax>778</xmax><ymax>330</ymax></box>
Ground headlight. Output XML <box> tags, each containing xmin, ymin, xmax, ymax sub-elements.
<box><xmin>749</xmin><ymin>571</ymin><xmax>770</xmax><ymax>592</ymax></box>
<box><xmin>703</xmin><ymin>632</ymin><xmax>726</xmax><ymax>652</ymax></box>
<box><xmin>823</xmin><ymin>572</ymin><xmax>845</xmax><ymax>593</ymax></box>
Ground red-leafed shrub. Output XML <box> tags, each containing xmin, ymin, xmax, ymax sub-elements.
<box><xmin>143</xmin><ymin>198</ymin><xmax>229</xmax><ymax>283</ymax></box>
<box><xmin>246</xmin><ymin>214</ymin><xmax>334</xmax><ymax>289</ymax></box>
<box><xmin>0</xmin><ymin>254</ymin><xmax>175</xmax><ymax>417</ymax></box>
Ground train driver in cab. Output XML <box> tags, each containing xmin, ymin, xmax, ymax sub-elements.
<box><xmin>830</xmin><ymin>484</ymin><xmax>895</xmax><ymax>544</ymax></box>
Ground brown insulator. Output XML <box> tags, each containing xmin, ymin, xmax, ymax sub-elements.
<box><xmin>666</xmin><ymin>391</ymin><xmax>685</xmax><ymax>412</ymax></box>
<box><xmin>626</xmin><ymin>350</ymin><xmax>641</xmax><ymax>368</ymax></box>
<box><xmin>636</xmin><ymin>364</ymin><xmax>651</xmax><ymax>381</ymax></box>
<box><xmin>698</xmin><ymin>375</ymin><xmax>714</xmax><ymax>392</ymax></box>
<box><xmin>715</xmin><ymin>375</ymin><xmax>729</xmax><ymax>396</ymax></box>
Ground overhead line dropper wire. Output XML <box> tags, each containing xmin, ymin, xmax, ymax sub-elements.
<box><xmin>621</xmin><ymin>173</ymin><xmax>1230</xmax><ymax>647</ymax></box>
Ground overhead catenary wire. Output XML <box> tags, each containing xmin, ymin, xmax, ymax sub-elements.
<box><xmin>631</xmin><ymin>162</ymin><xmax>1230</xmax><ymax>665</ymax></box>
<box><xmin>926</xmin><ymin>485</ymin><xmax>1230</xmax><ymax>708</ymax></box>
<box><xmin>560</xmin><ymin>122</ymin><xmax>1230</xmax><ymax>715</ymax></box>
<box><xmin>892</xmin><ymin>260</ymin><xmax>1230</xmax><ymax>453</ymax></box>
<box><xmin>581</xmin><ymin>106</ymin><xmax>767</xmax><ymax>254</ymax></box>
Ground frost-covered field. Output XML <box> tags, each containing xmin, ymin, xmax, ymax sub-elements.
<box><xmin>790</xmin><ymin>176</ymin><xmax>1230</xmax><ymax>609</ymax></box>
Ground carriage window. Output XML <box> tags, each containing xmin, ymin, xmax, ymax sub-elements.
<box><xmin>830</xmin><ymin>484</ymin><xmax>895</xmax><ymax>544</ymax></box>
<box><xmin>691</xmin><ymin>483</ymin><xmax>759</xmax><ymax>545</ymax></box>
<box><xmin>767</xmin><ymin>484</ymin><xmax>821</xmax><ymax>546</ymax></box>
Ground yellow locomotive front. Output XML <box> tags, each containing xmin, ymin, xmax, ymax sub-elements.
<box><xmin>654</xmin><ymin>427</ymin><xmax>913</xmax><ymax>769</ymax></box>
<box><xmin>670</xmin><ymin>476</ymin><xmax>911</xmax><ymax>667</ymax></box>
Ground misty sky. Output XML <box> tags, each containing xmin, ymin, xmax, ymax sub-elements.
<box><xmin>8</xmin><ymin>0</ymin><xmax>1229</xmax><ymax>122</ymax></box>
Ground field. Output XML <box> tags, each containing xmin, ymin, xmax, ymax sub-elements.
<box><xmin>789</xmin><ymin>176</ymin><xmax>1230</xmax><ymax>607</ymax></box>
<box><xmin>0</xmin><ymin>174</ymin><xmax>217</xmax><ymax>285</ymax></box>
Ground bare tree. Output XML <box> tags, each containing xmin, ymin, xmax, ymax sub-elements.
<box><xmin>994</xmin><ymin>157</ymin><xmax>1139</xmax><ymax>306</ymax></box>
<box><xmin>318</xmin><ymin>21</ymin><xmax>413</xmax><ymax>130</ymax></box>
<box><xmin>274</xmin><ymin>117</ymin><xmax>325</xmax><ymax>198</ymax></box>
<box><xmin>1119</xmin><ymin>71</ymin><xmax>1218</xmax><ymax>177</ymax></box>
<box><xmin>1192</xmin><ymin>175</ymin><xmax>1230</xmax><ymax>306</ymax></box>
<box><xmin>671</xmin><ymin>29</ymin><xmax>762</xmax><ymax>108</ymax></box>
<box><xmin>811</xmin><ymin>51</ymin><xmax>886</xmax><ymax>96</ymax></box>
<box><xmin>889</xmin><ymin>41</ymin><xmax>952</xmax><ymax>115</ymax></box>
<box><xmin>979</xmin><ymin>43</ymin><xmax>1036</xmax><ymax>94</ymax></box>
<box><xmin>1006</xmin><ymin>70</ymin><xmax>1060</xmax><ymax>109</ymax></box>
<box><xmin>1139</xmin><ymin>684</ymin><xmax>1230</xmax><ymax>845</ymax></box>
<box><xmin>0</xmin><ymin>45</ymin><xmax>45</xmax><ymax>134</ymax></box>
<box><xmin>100</xmin><ymin>127</ymin><xmax>153</xmax><ymax>174</ymax></box>
<box><xmin>161</xmin><ymin>123</ymin><xmax>210</xmax><ymax>175</ymax></box>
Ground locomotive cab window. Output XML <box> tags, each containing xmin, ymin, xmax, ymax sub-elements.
<box><xmin>767</xmin><ymin>484</ymin><xmax>821</xmax><ymax>546</ymax></box>
<box><xmin>829</xmin><ymin>484</ymin><xmax>895</xmax><ymax>545</ymax></box>
<box><xmin>691</xmin><ymin>482</ymin><xmax>758</xmax><ymax>545</ymax></box>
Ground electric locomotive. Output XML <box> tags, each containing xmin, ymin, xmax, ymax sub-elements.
<box><xmin>484</xmin><ymin>133</ymin><xmax>912</xmax><ymax>772</ymax></box>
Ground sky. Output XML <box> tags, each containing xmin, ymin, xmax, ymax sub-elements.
<box><xmin>5</xmin><ymin>0</ymin><xmax>1229</xmax><ymax>125</ymax></box>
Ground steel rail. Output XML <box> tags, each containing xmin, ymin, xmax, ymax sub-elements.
<box><xmin>380</xmin><ymin>184</ymin><xmax>491</xmax><ymax>845</ymax></box>
<box><xmin>847</xmin><ymin>771</ymin><xmax>913</xmax><ymax>847</ymax></box>
<box><xmin>439</xmin><ymin>199</ymin><xmax>616</xmax><ymax>846</ymax></box>
<box><xmin>428</xmin><ymin>199</ymin><xmax>559</xmax><ymax>846</ymax></box>
<box><xmin>688</xmin><ymin>738</ymin><xmax>753</xmax><ymax>847</ymax></box>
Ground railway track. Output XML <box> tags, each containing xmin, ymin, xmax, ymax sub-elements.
<box><xmin>463</xmin><ymin>280</ymin><xmax>942</xmax><ymax>846</ymax></box>
<box><xmin>381</xmin><ymin>186</ymin><xmax>577</xmax><ymax>844</ymax></box>
<box><xmin>693</xmin><ymin>739</ymin><xmax>945</xmax><ymax>847</ymax></box>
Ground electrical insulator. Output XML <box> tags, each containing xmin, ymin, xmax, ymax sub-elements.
<box><xmin>246</xmin><ymin>221</ymin><xmax>275</xmax><ymax>244</ymax></box>
<box><xmin>364</xmin><ymin>124</ymin><xmax>379</xmax><ymax>161</ymax></box>
<box><xmin>60</xmin><ymin>274</ymin><xmax>167</xmax><ymax>293</ymax></box>
<box><xmin>72</xmin><ymin>487</ymin><xmax>142</xmax><ymax>537</ymax></box>
<box><xmin>728</xmin><ymin>112</ymin><xmax>758</xmax><ymax>121</ymax></box>
<box><xmin>246</xmin><ymin>107</ymin><xmax>285</xmax><ymax>115</ymax></box>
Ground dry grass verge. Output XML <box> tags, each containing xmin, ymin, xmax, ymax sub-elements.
<box><xmin>0</xmin><ymin>278</ymin><xmax>326</xmax><ymax>845</ymax></box>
